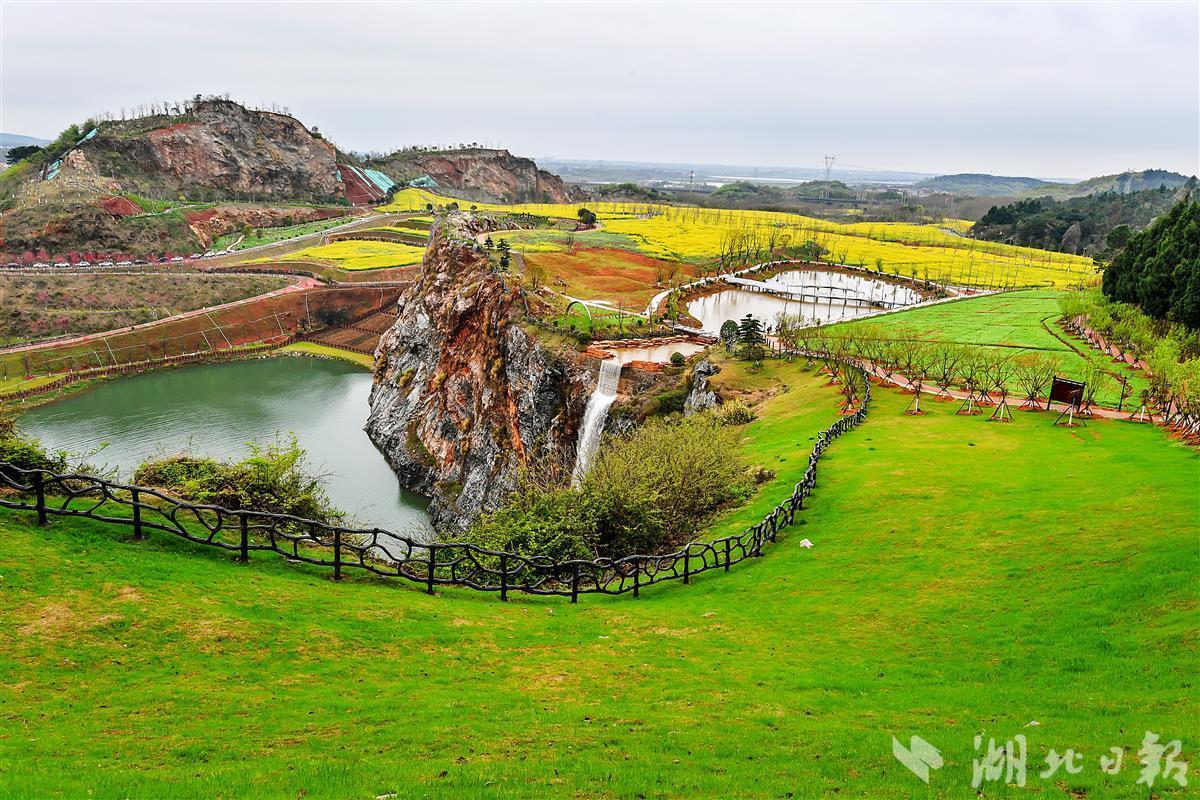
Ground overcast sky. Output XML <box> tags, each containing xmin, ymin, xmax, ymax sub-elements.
<box><xmin>2</xmin><ymin>1</ymin><xmax>1196</xmax><ymax>180</ymax></box>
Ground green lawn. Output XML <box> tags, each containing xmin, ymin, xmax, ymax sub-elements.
<box><xmin>280</xmin><ymin>341</ymin><xmax>375</xmax><ymax>369</ymax></box>
<box><xmin>856</xmin><ymin>289</ymin><xmax>1150</xmax><ymax>406</ymax></box>
<box><xmin>0</xmin><ymin>362</ymin><xmax>1195</xmax><ymax>798</ymax></box>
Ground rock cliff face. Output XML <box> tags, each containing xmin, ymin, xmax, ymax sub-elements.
<box><xmin>365</xmin><ymin>213</ymin><xmax>589</xmax><ymax>532</ymax></box>
<box><xmin>371</xmin><ymin>149</ymin><xmax>579</xmax><ymax>203</ymax></box>
<box><xmin>684</xmin><ymin>360</ymin><xmax>721</xmax><ymax>415</ymax></box>
<box><xmin>82</xmin><ymin>100</ymin><xmax>341</xmax><ymax>200</ymax></box>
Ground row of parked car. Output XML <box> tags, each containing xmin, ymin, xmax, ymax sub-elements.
<box><xmin>4</xmin><ymin>254</ymin><xmax>197</xmax><ymax>269</ymax></box>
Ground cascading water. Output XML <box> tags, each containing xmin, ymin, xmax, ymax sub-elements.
<box><xmin>571</xmin><ymin>358</ymin><xmax>622</xmax><ymax>485</ymax></box>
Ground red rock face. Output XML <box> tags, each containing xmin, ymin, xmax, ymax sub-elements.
<box><xmin>97</xmin><ymin>100</ymin><xmax>341</xmax><ymax>200</ymax></box>
<box><xmin>366</xmin><ymin>213</ymin><xmax>589</xmax><ymax>531</ymax></box>
<box><xmin>410</xmin><ymin>150</ymin><xmax>577</xmax><ymax>203</ymax></box>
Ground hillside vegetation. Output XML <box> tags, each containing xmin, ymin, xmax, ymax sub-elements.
<box><xmin>971</xmin><ymin>184</ymin><xmax>1190</xmax><ymax>255</ymax></box>
<box><xmin>1102</xmin><ymin>198</ymin><xmax>1200</xmax><ymax>327</ymax></box>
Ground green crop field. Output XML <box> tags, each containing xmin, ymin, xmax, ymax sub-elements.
<box><xmin>849</xmin><ymin>289</ymin><xmax>1151</xmax><ymax>406</ymax></box>
<box><xmin>1</xmin><ymin>359</ymin><xmax>1194</xmax><ymax>798</ymax></box>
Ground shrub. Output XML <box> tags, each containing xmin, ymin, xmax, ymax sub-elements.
<box><xmin>669</xmin><ymin>351</ymin><xmax>685</xmax><ymax>367</ymax></box>
<box><xmin>0</xmin><ymin>431</ymin><xmax>66</xmax><ymax>474</ymax></box>
<box><xmin>718</xmin><ymin>400</ymin><xmax>756</xmax><ymax>425</ymax></box>
<box><xmin>464</xmin><ymin>417</ymin><xmax>754</xmax><ymax>559</ymax></box>
<box><xmin>133</xmin><ymin>436</ymin><xmax>343</xmax><ymax>523</ymax></box>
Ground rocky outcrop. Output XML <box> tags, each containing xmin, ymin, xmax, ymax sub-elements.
<box><xmin>684</xmin><ymin>360</ymin><xmax>721</xmax><ymax>415</ymax></box>
<box><xmin>365</xmin><ymin>213</ymin><xmax>589</xmax><ymax>532</ymax></box>
<box><xmin>77</xmin><ymin>100</ymin><xmax>341</xmax><ymax>201</ymax></box>
<box><xmin>371</xmin><ymin>149</ymin><xmax>579</xmax><ymax>203</ymax></box>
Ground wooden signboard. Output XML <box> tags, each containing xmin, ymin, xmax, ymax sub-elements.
<box><xmin>1048</xmin><ymin>376</ymin><xmax>1085</xmax><ymax>409</ymax></box>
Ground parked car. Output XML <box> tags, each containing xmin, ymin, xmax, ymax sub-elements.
<box><xmin>116</xmin><ymin>260</ymin><xmax>133</xmax><ymax>267</ymax></box>
<box><xmin>97</xmin><ymin>261</ymin><xmax>115</xmax><ymax>267</ymax></box>
<box><xmin>33</xmin><ymin>262</ymin><xmax>50</xmax><ymax>269</ymax></box>
<box><xmin>170</xmin><ymin>256</ymin><xmax>184</xmax><ymax>263</ymax></box>
<box><xmin>53</xmin><ymin>262</ymin><xmax>69</xmax><ymax>268</ymax></box>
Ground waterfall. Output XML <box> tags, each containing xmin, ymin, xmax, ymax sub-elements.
<box><xmin>572</xmin><ymin>358</ymin><xmax>621</xmax><ymax>485</ymax></box>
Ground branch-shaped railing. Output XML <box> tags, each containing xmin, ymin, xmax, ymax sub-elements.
<box><xmin>0</xmin><ymin>363</ymin><xmax>870</xmax><ymax>600</ymax></box>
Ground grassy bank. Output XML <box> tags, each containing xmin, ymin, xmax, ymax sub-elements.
<box><xmin>0</xmin><ymin>361</ymin><xmax>1194</xmax><ymax>798</ymax></box>
<box><xmin>280</xmin><ymin>341</ymin><xmax>374</xmax><ymax>369</ymax></box>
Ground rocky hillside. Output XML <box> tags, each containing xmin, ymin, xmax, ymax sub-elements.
<box><xmin>367</xmin><ymin>148</ymin><xmax>579</xmax><ymax>203</ymax></box>
<box><xmin>365</xmin><ymin>212</ymin><xmax>589</xmax><ymax>532</ymax></box>
<box><xmin>52</xmin><ymin>99</ymin><xmax>341</xmax><ymax>202</ymax></box>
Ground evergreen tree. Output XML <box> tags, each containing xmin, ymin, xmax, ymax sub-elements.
<box><xmin>738</xmin><ymin>314</ymin><xmax>765</xmax><ymax>346</ymax></box>
<box><xmin>1103</xmin><ymin>199</ymin><xmax>1200</xmax><ymax>328</ymax></box>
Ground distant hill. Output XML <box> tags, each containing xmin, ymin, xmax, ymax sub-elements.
<box><xmin>707</xmin><ymin>180</ymin><xmax>859</xmax><ymax>205</ymax></box>
<box><xmin>0</xmin><ymin>133</ymin><xmax>50</xmax><ymax>149</ymax></box>
<box><xmin>971</xmin><ymin>181</ymin><xmax>1195</xmax><ymax>257</ymax></box>
<box><xmin>918</xmin><ymin>169</ymin><xmax>1194</xmax><ymax>200</ymax></box>
<box><xmin>1042</xmin><ymin>169</ymin><xmax>1193</xmax><ymax>199</ymax></box>
<box><xmin>914</xmin><ymin>173</ymin><xmax>1054</xmax><ymax>196</ymax></box>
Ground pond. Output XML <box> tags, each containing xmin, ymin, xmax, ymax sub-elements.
<box><xmin>600</xmin><ymin>340</ymin><xmax>708</xmax><ymax>365</ymax></box>
<box><xmin>687</xmin><ymin>270</ymin><xmax>920</xmax><ymax>334</ymax></box>
<box><xmin>18</xmin><ymin>356</ymin><xmax>432</xmax><ymax>539</ymax></box>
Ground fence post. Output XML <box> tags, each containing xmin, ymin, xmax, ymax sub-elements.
<box><xmin>683</xmin><ymin>547</ymin><xmax>690</xmax><ymax>584</ymax></box>
<box><xmin>131</xmin><ymin>487</ymin><xmax>144</xmax><ymax>541</ymax></box>
<box><xmin>238</xmin><ymin>513</ymin><xmax>249</xmax><ymax>562</ymax></box>
<box><xmin>632</xmin><ymin>558</ymin><xmax>641</xmax><ymax>598</ymax></box>
<box><xmin>499</xmin><ymin>553</ymin><xmax>508</xmax><ymax>602</ymax></box>
<box><xmin>33</xmin><ymin>472</ymin><xmax>47</xmax><ymax>527</ymax></box>
<box><xmin>571</xmin><ymin>562</ymin><xmax>580</xmax><ymax>604</ymax></box>
<box><xmin>426</xmin><ymin>545</ymin><xmax>436</xmax><ymax>595</ymax></box>
<box><xmin>332</xmin><ymin>529</ymin><xmax>342</xmax><ymax>581</ymax></box>
<box><xmin>724</xmin><ymin>538</ymin><xmax>731</xmax><ymax>571</ymax></box>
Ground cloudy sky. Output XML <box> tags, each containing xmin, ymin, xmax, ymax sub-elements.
<box><xmin>2</xmin><ymin>1</ymin><xmax>1196</xmax><ymax>180</ymax></box>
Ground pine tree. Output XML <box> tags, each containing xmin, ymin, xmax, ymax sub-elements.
<box><xmin>738</xmin><ymin>314</ymin><xmax>765</xmax><ymax>346</ymax></box>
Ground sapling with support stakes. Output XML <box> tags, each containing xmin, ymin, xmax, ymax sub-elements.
<box><xmin>987</xmin><ymin>355</ymin><xmax>1016</xmax><ymax>422</ymax></box>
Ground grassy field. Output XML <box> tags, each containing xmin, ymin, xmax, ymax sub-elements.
<box><xmin>252</xmin><ymin>240</ymin><xmax>425</xmax><ymax>271</ymax></box>
<box><xmin>0</xmin><ymin>359</ymin><xmax>1194</xmax><ymax>798</ymax></box>
<box><xmin>852</xmin><ymin>289</ymin><xmax>1151</xmax><ymax>406</ymax></box>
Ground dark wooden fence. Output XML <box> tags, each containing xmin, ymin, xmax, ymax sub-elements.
<box><xmin>0</xmin><ymin>365</ymin><xmax>870</xmax><ymax>600</ymax></box>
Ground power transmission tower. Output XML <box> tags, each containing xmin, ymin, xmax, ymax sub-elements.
<box><xmin>823</xmin><ymin>154</ymin><xmax>836</xmax><ymax>199</ymax></box>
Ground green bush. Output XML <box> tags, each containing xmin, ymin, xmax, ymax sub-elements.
<box><xmin>717</xmin><ymin>400</ymin><xmax>756</xmax><ymax>425</ymax></box>
<box><xmin>133</xmin><ymin>436</ymin><xmax>343</xmax><ymax>523</ymax></box>
<box><xmin>464</xmin><ymin>416</ymin><xmax>753</xmax><ymax>559</ymax></box>
<box><xmin>669</xmin><ymin>351</ymin><xmax>685</xmax><ymax>367</ymax></box>
<box><xmin>0</xmin><ymin>432</ymin><xmax>66</xmax><ymax>474</ymax></box>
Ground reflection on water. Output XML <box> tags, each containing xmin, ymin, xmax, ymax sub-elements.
<box><xmin>601</xmin><ymin>341</ymin><xmax>708</xmax><ymax>364</ymax></box>
<box><xmin>765</xmin><ymin>270</ymin><xmax>921</xmax><ymax>306</ymax></box>
<box><xmin>19</xmin><ymin>357</ymin><xmax>432</xmax><ymax>538</ymax></box>
<box><xmin>688</xmin><ymin>270</ymin><xmax>919</xmax><ymax>334</ymax></box>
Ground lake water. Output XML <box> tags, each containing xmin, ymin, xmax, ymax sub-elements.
<box><xmin>687</xmin><ymin>270</ymin><xmax>919</xmax><ymax>334</ymax></box>
<box><xmin>18</xmin><ymin>356</ymin><xmax>432</xmax><ymax>538</ymax></box>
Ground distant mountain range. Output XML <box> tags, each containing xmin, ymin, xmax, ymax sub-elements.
<box><xmin>0</xmin><ymin>132</ymin><xmax>50</xmax><ymax>149</ymax></box>
<box><xmin>916</xmin><ymin>169</ymin><xmax>1194</xmax><ymax>198</ymax></box>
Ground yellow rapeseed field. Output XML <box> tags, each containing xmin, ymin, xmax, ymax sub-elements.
<box><xmin>253</xmin><ymin>240</ymin><xmax>425</xmax><ymax>270</ymax></box>
<box><xmin>378</xmin><ymin>189</ymin><xmax>1096</xmax><ymax>287</ymax></box>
